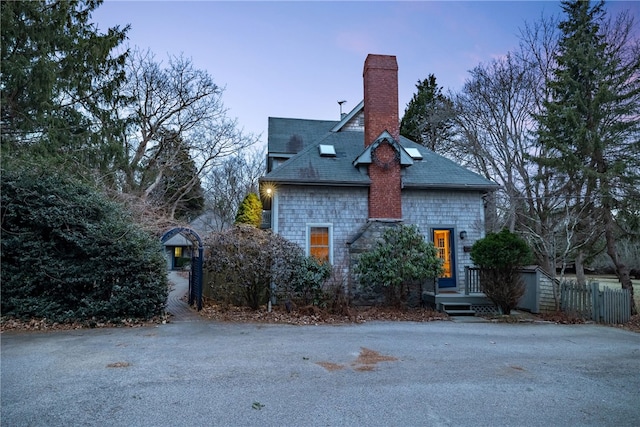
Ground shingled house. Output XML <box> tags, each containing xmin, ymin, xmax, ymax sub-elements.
<box><xmin>260</xmin><ymin>54</ymin><xmax>499</xmax><ymax>310</ymax></box>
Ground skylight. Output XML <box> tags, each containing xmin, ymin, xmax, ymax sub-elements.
<box><xmin>319</xmin><ymin>144</ymin><xmax>336</xmax><ymax>157</ymax></box>
<box><xmin>405</xmin><ymin>147</ymin><xmax>423</xmax><ymax>160</ymax></box>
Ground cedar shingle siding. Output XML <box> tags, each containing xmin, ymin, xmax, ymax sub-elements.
<box><xmin>260</xmin><ymin>54</ymin><xmax>498</xmax><ymax>304</ymax></box>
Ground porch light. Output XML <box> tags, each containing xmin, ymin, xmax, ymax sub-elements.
<box><xmin>260</xmin><ymin>182</ymin><xmax>276</xmax><ymax>199</ymax></box>
<box><xmin>459</xmin><ymin>230</ymin><xmax>467</xmax><ymax>240</ymax></box>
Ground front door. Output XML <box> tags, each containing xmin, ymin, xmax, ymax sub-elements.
<box><xmin>433</xmin><ymin>229</ymin><xmax>456</xmax><ymax>289</ymax></box>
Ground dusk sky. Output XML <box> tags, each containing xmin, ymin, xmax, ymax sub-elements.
<box><xmin>92</xmin><ymin>1</ymin><xmax>639</xmax><ymax>148</ymax></box>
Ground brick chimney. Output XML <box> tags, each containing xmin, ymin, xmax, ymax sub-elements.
<box><xmin>363</xmin><ymin>54</ymin><xmax>402</xmax><ymax>220</ymax></box>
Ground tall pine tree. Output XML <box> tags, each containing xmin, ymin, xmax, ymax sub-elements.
<box><xmin>142</xmin><ymin>129</ymin><xmax>205</xmax><ymax>221</ymax></box>
<box><xmin>1</xmin><ymin>0</ymin><xmax>129</xmax><ymax>178</ymax></box>
<box><xmin>400</xmin><ymin>74</ymin><xmax>455</xmax><ymax>153</ymax></box>
<box><xmin>535</xmin><ymin>0</ymin><xmax>640</xmax><ymax>314</ymax></box>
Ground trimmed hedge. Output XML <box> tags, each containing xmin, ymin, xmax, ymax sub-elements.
<box><xmin>1</xmin><ymin>168</ymin><xmax>168</xmax><ymax>322</ymax></box>
<box><xmin>470</xmin><ymin>229</ymin><xmax>533</xmax><ymax>314</ymax></box>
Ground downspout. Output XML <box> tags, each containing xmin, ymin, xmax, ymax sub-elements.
<box><xmin>272</xmin><ymin>192</ymin><xmax>279</xmax><ymax>234</ymax></box>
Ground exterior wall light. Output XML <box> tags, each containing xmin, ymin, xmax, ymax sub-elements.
<box><xmin>459</xmin><ymin>230</ymin><xmax>467</xmax><ymax>240</ymax></box>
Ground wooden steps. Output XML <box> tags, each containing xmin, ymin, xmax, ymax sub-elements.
<box><xmin>440</xmin><ymin>302</ymin><xmax>476</xmax><ymax>316</ymax></box>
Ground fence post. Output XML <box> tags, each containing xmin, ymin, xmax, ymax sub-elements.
<box><xmin>590</xmin><ymin>282</ymin><xmax>599</xmax><ymax>323</ymax></box>
<box><xmin>465</xmin><ymin>266</ymin><xmax>469</xmax><ymax>295</ymax></box>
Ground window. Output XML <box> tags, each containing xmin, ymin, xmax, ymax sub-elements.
<box><xmin>174</xmin><ymin>247</ymin><xmax>183</xmax><ymax>258</ymax></box>
<box><xmin>405</xmin><ymin>147</ymin><xmax>423</xmax><ymax>160</ymax></box>
<box><xmin>318</xmin><ymin>144</ymin><xmax>336</xmax><ymax>157</ymax></box>
<box><xmin>307</xmin><ymin>225</ymin><xmax>332</xmax><ymax>264</ymax></box>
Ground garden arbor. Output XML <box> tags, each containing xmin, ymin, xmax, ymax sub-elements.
<box><xmin>161</xmin><ymin>227</ymin><xmax>204</xmax><ymax>310</ymax></box>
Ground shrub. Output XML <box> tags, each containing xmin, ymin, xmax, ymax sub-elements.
<box><xmin>321</xmin><ymin>263</ymin><xmax>351</xmax><ymax>315</ymax></box>
<box><xmin>470</xmin><ymin>229</ymin><xmax>533</xmax><ymax>314</ymax></box>
<box><xmin>355</xmin><ymin>225</ymin><xmax>443</xmax><ymax>308</ymax></box>
<box><xmin>234</xmin><ymin>192</ymin><xmax>262</xmax><ymax>227</ymax></box>
<box><xmin>174</xmin><ymin>257</ymin><xmax>191</xmax><ymax>269</ymax></box>
<box><xmin>276</xmin><ymin>256</ymin><xmax>332</xmax><ymax>308</ymax></box>
<box><xmin>1</xmin><ymin>168</ymin><xmax>168</xmax><ymax>322</ymax></box>
<box><xmin>205</xmin><ymin>225</ymin><xmax>332</xmax><ymax>310</ymax></box>
<box><xmin>206</xmin><ymin>225</ymin><xmax>273</xmax><ymax>309</ymax></box>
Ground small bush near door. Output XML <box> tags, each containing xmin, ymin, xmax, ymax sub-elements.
<box><xmin>354</xmin><ymin>225</ymin><xmax>444</xmax><ymax>308</ymax></box>
<box><xmin>470</xmin><ymin>229</ymin><xmax>533</xmax><ymax>314</ymax></box>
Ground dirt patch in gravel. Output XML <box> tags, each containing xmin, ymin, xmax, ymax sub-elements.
<box><xmin>316</xmin><ymin>347</ymin><xmax>398</xmax><ymax>372</ymax></box>
<box><xmin>316</xmin><ymin>361</ymin><xmax>345</xmax><ymax>371</ymax></box>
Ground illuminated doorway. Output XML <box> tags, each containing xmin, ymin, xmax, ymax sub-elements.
<box><xmin>433</xmin><ymin>229</ymin><xmax>456</xmax><ymax>288</ymax></box>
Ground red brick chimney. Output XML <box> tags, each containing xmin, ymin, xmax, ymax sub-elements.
<box><xmin>363</xmin><ymin>54</ymin><xmax>402</xmax><ymax>219</ymax></box>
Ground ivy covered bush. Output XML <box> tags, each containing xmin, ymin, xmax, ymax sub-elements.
<box><xmin>1</xmin><ymin>168</ymin><xmax>168</xmax><ymax>323</ymax></box>
<box><xmin>470</xmin><ymin>229</ymin><xmax>533</xmax><ymax>314</ymax></box>
<box><xmin>355</xmin><ymin>225</ymin><xmax>443</xmax><ymax>308</ymax></box>
<box><xmin>205</xmin><ymin>225</ymin><xmax>330</xmax><ymax>310</ymax></box>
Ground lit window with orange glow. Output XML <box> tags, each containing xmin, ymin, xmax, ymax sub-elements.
<box><xmin>308</xmin><ymin>225</ymin><xmax>332</xmax><ymax>264</ymax></box>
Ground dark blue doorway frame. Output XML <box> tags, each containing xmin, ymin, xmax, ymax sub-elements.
<box><xmin>161</xmin><ymin>227</ymin><xmax>204</xmax><ymax>311</ymax></box>
<box><xmin>433</xmin><ymin>228</ymin><xmax>456</xmax><ymax>289</ymax></box>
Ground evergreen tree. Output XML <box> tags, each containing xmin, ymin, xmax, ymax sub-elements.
<box><xmin>535</xmin><ymin>0</ymin><xmax>640</xmax><ymax>314</ymax></box>
<box><xmin>400</xmin><ymin>74</ymin><xmax>455</xmax><ymax>152</ymax></box>
<box><xmin>1</xmin><ymin>0</ymin><xmax>129</xmax><ymax>176</ymax></box>
<box><xmin>234</xmin><ymin>193</ymin><xmax>263</xmax><ymax>228</ymax></box>
<box><xmin>142</xmin><ymin>129</ymin><xmax>205</xmax><ymax>220</ymax></box>
<box><xmin>470</xmin><ymin>229</ymin><xmax>533</xmax><ymax>314</ymax></box>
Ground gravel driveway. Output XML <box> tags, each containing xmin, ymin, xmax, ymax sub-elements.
<box><xmin>1</xmin><ymin>320</ymin><xmax>639</xmax><ymax>427</ymax></box>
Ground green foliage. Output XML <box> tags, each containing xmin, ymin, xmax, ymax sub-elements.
<box><xmin>534</xmin><ymin>0</ymin><xmax>639</xmax><ymax>185</ymax></box>
<box><xmin>470</xmin><ymin>229</ymin><xmax>533</xmax><ymax>270</ymax></box>
<box><xmin>234</xmin><ymin>193</ymin><xmax>262</xmax><ymax>228</ymax></box>
<box><xmin>276</xmin><ymin>256</ymin><xmax>332</xmax><ymax>308</ymax></box>
<box><xmin>534</xmin><ymin>0</ymin><xmax>639</xmax><ymax>313</ymax></box>
<box><xmin>470</xmin><ymin>229</ymin><xmax>533</xmax><ymax>314</ymax></box>
<box><xmin>1</xmin><ymin>0</ymin><xmax>129</xmax><ymax>177</ymax></box>
<box><xmin>400</xmin><ymin>74</ymin><xmax>455</xmax><ymax>152</ymax></box>
<box><xmin>1</xmin><ymin>167</ymin><xmax>168</xmax><ymax>322</ymax></box>
<box><xmin>142</xmin><ymin>129</ymin><xmax>205</xmax><ymax>220</ymax></box>
<box><xmin>174</xmin><ymin>257</ymin><xmax>191</xmax><ymax>269</ymax></box>
<box><xmin>355</xmin><ymin>225</ymin><xmax>443</xmax><ymax>307</ymax></box>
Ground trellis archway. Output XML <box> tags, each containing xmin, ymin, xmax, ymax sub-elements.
<box><xmin>161</xmin><ymin>227</ymin><xmax>204</xmax><ymax>311</ymax></box>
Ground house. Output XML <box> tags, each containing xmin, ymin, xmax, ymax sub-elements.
<box><xmin>162</xmin><ymin>233</ymin><xmax>193</xmax><ymax>270</ymax></box>
<box><xmin>259</xmin><ymin>54</ymin><xmax>499</xmax><ymax>311</ymax></box>
<box><xmin>162</xmin><ymin>207</ymin><xmax>231</xmax><ymax>270</ymax></box>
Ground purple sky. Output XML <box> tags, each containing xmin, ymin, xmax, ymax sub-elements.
<box><xmin>92</xmin><ymin>1</ymin><xmax>639</xmax><ymax>148</ymax></box>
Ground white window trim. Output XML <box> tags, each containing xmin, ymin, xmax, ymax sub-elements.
<box><xmin>305</xmin><ymin>223</ymin><xmax>333</xmax><ymax>264</ymax></box>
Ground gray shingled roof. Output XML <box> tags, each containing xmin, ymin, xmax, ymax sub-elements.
<box><xmin>262</xmin><ymin>117</ymin><xmax>498</xmax><ymax>191</ymax></box>
<box><xmin>268</xmin><ymin>117</ymin><xmax>339</xmax><ymax>155</ymax></box>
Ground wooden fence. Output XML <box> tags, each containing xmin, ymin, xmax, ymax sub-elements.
<box><xmin>560</xmin><ymin>281</ymin><xmax>631</xmax><ymax>324</ymax></box>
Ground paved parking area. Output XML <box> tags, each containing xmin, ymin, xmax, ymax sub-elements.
<box><xmin>2</xmin><ymin>318</ymin><xmax>639</xmax><ymax>427</ymax></box>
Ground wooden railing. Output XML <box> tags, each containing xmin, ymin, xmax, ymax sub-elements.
<box><xmin>423</xmin><ymin>277</ymin><xmax>438</xmax><ymax>295</ymax></box>
<box><xmin>465</xmin><ymin>266</ymin><xmax>482</xmax><ymax>294</ymax></box>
